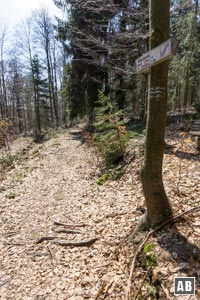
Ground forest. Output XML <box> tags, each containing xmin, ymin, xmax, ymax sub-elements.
<box><xmin>0</xmin><ymin>0</ymin><xmax>199</xmax><ymax>132</ymax></box>
<box><xmin>0</xmin><ymin>0</ymin><xmax>200</xmax><ymax>299</ymax></box>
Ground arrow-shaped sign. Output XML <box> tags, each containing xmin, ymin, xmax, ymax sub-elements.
<box><xmin>135</xmin><ymin>37</ymin><xmax>179</xmax><ymax>74</ymax></box>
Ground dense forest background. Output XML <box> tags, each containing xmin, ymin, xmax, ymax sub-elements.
<box><xmin>0</xmin><ymin>0</ymin><xmax>199</xmax><ymax>133</ymax></box>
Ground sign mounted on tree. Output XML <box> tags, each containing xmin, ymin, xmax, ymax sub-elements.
<box><xmin>135</xmin><ymin>37</ymin><xmax>179</xmax><ymax>74</ymax></box>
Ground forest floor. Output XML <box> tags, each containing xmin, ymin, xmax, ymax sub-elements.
<box><xmin>0</xmin><ymin>124</ymin><xmax>200</xmax><ymax>300</ymax></box>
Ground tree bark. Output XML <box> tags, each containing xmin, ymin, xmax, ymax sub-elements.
<box><xmin>141</xmin><ymin>0</ymin><xmax>173</xmax><ymax>228</ymax></box>
<box><xmin>0</xmin><ymin>30</ymin><xmax>8</xmax><ymax>118</ymax></box>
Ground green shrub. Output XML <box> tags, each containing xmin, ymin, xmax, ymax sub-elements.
<box><xmin>108</xmin><ymin>165</ymin><xmax>124</xmax><ymax>180</ymax></box>
<box><xmin>94</xmin><ymin>90</ymin><xmax>128</xmax><ymax>169</ymax></box>
<box><xmin>147</xmin><ymin>285</ymin><xmax>157</xmax><ymax>297</ymax></box>
<box><xmin>143</xmin><ymin>243</ymin><xmax>157</xmax><ymax>268</ymax></box>
<box><xmin>97</xmin><ymin>173</ymin><xmax>109</xmax><ymax>185</ymax></box>
<box><xmin>193</xmin><ymin>103</ymin><xmax>200</xmax><ymax>113</ymax></box>
<box><xmin>0</xmin><ymin>151</ymin><xmax>26</xmax><ymax>173</ymax></box>
<box><xmin>0</xmin><ymin>153</ymin><xmax>16</xmax><ymax>170</ymax></box>
<box><xmin>96</xmin><ymin>166</ymin><xmax>124</xmax><ymax>185</ymax></box>
<box><xmin>143</xmin><ymin>243</ymin><xmax>156</xmax><ymax>253</ymax></box>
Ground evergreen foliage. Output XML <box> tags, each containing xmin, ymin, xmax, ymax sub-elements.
<box><xmin>94</xmin><ymin>90</ymin><xmax>128</xmax><ymax>169</ymax></box>
<box><xmin>0</xmin><ymin>1</ymin><xmax>199</xmax><ymax>133</ymax></box>
<box><xmin>169</xmin><ymin>1</ymin><xmax>200</xmax><ymax>109</ymax></box>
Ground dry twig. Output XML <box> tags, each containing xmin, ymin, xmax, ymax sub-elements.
<box><xmin>133</xmin><ymin>266</ymin><xmax>152</xmax><ymax>300</ymax></box>
<box><xmin>35</xmin><ymin>236</ymin><xmax>58</xmax><ymax>244</ymax></box>
<box><xmin>3</xmin><ymin>232</ymin><xmax>19</xmax><ymax>238</ymax></box>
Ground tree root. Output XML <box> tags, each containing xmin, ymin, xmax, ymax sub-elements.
<box><xmin>36</xmin><ymin>236</ymin><xmax>58</xmax><ymax>244</ymax></box>
<box><xmin>53</xmin><ymin>229</ymin><xmax>86</xmax><ymax>235</ymax></box>
<box><xmin>125</xmin><ymin>204</ymin><xmax>200</xmax><ymax>300</ymax></box>
<box><xmin>53</xmin><ymin>221</ymin><xmax>88</xmax><ymax>227</ymax></box>
<box><xmin>54</xmin><ymin>237</ymin><xmax>99</xmax><ymax>247</ymax></box>
<box><xmin>36</xmin><ymin>236</ymin><xmax>99</xmax><ymax>247</ymax></box>
<box><xmin>129</xmin><ymin>214</ymin><xmax>150</xmax><ymax>241</ymax></box>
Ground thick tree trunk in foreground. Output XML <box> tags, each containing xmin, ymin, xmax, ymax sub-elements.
<box><xmin>141</xmin><ymin>0</ymin><xmax>173</xmax><ymax>227</ymax></box>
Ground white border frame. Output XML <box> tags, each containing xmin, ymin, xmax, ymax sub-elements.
<box><xmin>174</xmin><ymin>277</ymin><xmax>195</xmax><ymax>296</ymax></box>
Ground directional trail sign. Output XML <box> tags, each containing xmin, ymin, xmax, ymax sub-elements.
<box><xmin>135</xmin><ymin>37</ymin><xmax>179</xmax><ymax>74</ymax></box>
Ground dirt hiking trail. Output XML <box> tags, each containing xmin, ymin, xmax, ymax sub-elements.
<box><xmin>0</xmin><ymin>126</ymin><xmax>200</xmax><ymax>300</ymax></box>
<box><xmin>0</xmin><ymin>127</ymin><xmax>139</xmax><ymax>300</ymax></box>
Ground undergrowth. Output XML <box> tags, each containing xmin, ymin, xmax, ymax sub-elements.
<box><xmin>43</xmin><ymin>127</ymin><xmax>66</xmax><ymax>142</ymax></box>
<box><xmin>193</xmin><ymin>102</ymin><xmax>200</xmax><ymax>114</ymax></box>
<box><xmin>91</xmin><ymin>90</ymin><xmax>129</xmax><ymax>184</ymax></box>
<box><xmin>0</xmin><ymin>152</ymin><xmax>24</xmax><ymax>173</ymax></box>
<box><xmin>84</xmin><ymin>91</ymin><xmax>145</xmax><ymax>184</ymax></box>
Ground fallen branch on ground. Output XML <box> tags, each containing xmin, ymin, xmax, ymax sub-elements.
<box><xmin>36</xmin><ymin>236</ymin><xmax>58</xmax><ymax>244</ymax></box>
<box><xmin>54</xmin><ymin>237</ymin><xmax>99</xmax><ymax>247</ymax></box>
<box><xmin>125</xmin><ymin>205</ymin><xmax>200</xmax><ymax>300</ymax></box>
<box><xmin>3</xmin><ymin>232</ymin><xmax>19</xmax><ymax>238</ymax></box>
<box><xmin>53</xmin><ymin>229</ymin><xmax>86</xmax><ymax>235</ymax></box>
<box><xmin>3</xmin><ymin>242</ymin><xmax>25</xmax><ymax>246</ymax></box>
<box><xmin>54</xmin><ymin>221</ymin><xmax>88</xmax><ymax>227</ymax></box>
<box><xmin>105</xmin><ymin>212</ymin><xmax>128</xmax><ymax>218</ymax></box>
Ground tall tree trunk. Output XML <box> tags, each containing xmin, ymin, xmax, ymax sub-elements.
<box><xmin>34</xmin><ymin>90</ymin><xmax>41</xmax><ymax>134</ymax></box>
<box><xmin>52</xmin><ymin>40</ymin><xmax>59</xmax><ymax>124</ymax></box>
<box><xmin>0</xmin><ymin>77</ymin><xmax>4</xmax><ymax>118</ymax></box>
<box><xmin>87</xmin><ymin>73</ymin><xmax>99</xmax><ymax>124</ymax></box>
<box><xmin>183</xmin><ymin>57</ymin><xmax>190</xmax><ymax>107</ymax></box>
<box><xmin>0</xmin><ymin>60</ymin><xmax>8</xmax><ymax>118</ymax></box>
<box><xmin>0</xmin><ymin>29</ymin><xmax>8</xmax><ymax>118</ymax></box>
<box><xmin>49</xmin><ymin>47</ymin><xmax>59</xmax><ymax>126</ymax></box>
<box><xmin>195</xmin><ymin>0</ymin><xmax>199</xmax><ymax>21</ymax></box>
<box><xmin>140</xmin><ymin>0</ymin><xmax>173</xmax><ymax>228</ymax></box>
<box><xmin>46</xmin><ymin>46</ymin><xmax>55</xmax><ymax>125</ymax></box>
<box><xmin>16</xmin><ymin>96</ymin><xmax>23</xmax><ymax>133</ymax></box>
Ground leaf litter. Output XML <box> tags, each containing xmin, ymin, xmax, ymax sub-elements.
<box><xmin>0</xmin><ymin>124</ymin><xmax>200</xmax><ymax>300</ymax></box>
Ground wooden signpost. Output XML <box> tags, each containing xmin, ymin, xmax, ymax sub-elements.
<box><xmin>135</xmin><ymin>37</ymin><xmax>179</xmax><ymax>74</ymax></box>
